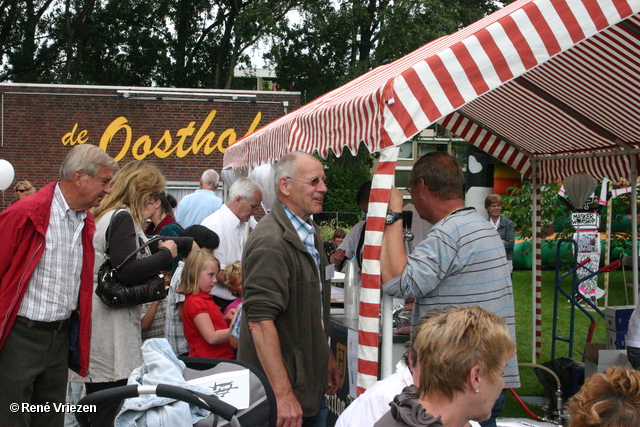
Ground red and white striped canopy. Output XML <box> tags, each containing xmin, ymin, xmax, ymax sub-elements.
<box><xmin>224</xmin><ymin>0</ymin><xmax>640</xmax><ymax>184</ymax></box>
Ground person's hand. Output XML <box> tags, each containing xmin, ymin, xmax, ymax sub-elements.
<box><xmin>158</xmin><ymin>239</ymin><xmax>178</xmax><ymax>258</ymax></box>
<box><xmin>326</xmin><ymin>351</ymin><xmax>340</xmax><ymax>395</ymax></box>
<box><xmin>275</xmin><ymin>390</ymin><xmax>303</xmax><ymax>427</ymax></box>
<box><xmin>224</xmin><ymin>308</ymin><xmax>237</xmax><ymax>325</ymax></box>
<box><xmin>330</xmin><ymin>248</ymin><xmax>346</xmax><ymax>264</ymax></box>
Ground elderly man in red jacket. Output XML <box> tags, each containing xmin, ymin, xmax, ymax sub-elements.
<box><xmin>0</xmin><ymin>144</ymin><xmax>117</xmax><ymax>427</ymax></box>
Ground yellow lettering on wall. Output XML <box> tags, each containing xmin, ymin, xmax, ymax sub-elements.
<box><xmin>173</xmin><ymin>123</ymin><xmax>197</xmax><ymax>157</ymax></box>
<box><xmin>84</xmin><ymin>109</ymin><xmax>265</xmax><ymax>161</ymax></box>
<box><xmin>132</xmin><ymin>135</ymin><xmax>153</xmax><ymax>160</ymax></box>
<box><xmin>215</xmin><ymin>129</ymin><xmax>237</xmax><ymax>154</ymax></box>
<box><xmin>245</xmin><ymin>111</ymin><xmax>262</xmax><ymax>136</ymax></box>
<box><xmin>185</xmin><ymin>110</ymin><xmax>217</xmax><ymax>157</ymax></box>
<box><xmin>99</xmin><ymin>117</ymin><xmax>132</xmax><ymax>161</ymax></box>
<box><xmin>153</xmin><ymin>130</ymin><xmax>175</xmax><ymax>159</ymax></box>
<box><xmin>62</xmin><ymin>123</ymin><xmax>89</xmax><ymax>146</ymax></box>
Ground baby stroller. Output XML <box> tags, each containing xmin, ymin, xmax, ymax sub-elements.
<box><xmin>76</xmin><ymin>356</ymin><xmax>277</xmax><ymax>427</ymax></box>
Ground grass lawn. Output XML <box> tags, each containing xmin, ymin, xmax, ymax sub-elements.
<box><xmin>501</xmin><ymin>266</ymin><xmax>635</xmax><ymax>420</ymax></box>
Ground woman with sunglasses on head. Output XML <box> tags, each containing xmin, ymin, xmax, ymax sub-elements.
<box><xmin>13</xmin><ymin>180</ymin><xmax>37</xmax><ymax>202</ymax></box>
<box><xmin>82</xmin><ymin>161</ymin><xmax>196</xmax><ymax>427</ymax></box>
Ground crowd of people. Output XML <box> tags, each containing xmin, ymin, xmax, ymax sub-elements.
<box><xmin>0</xmin><ymin>144</ymin><xmax>638</xmax><ymax>427</ymax></box>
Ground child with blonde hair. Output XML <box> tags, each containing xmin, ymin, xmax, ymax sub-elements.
<box><xmin>177</xmin><ymin>250</ymin><xmax>234</xmax><ymax>359</ymax></box>
<box><xmin>222</xmin><ymin>261</ymin><xmax>243</xmax><ymax>319</ymax></box>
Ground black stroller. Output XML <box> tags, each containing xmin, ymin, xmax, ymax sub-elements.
<box><xmin>76</xmin><ymin>357</ymin><xmax>277</xmax><ymax>427</ymax></box>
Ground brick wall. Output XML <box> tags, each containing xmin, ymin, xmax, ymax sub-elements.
<box><xmin>0</xmin><ymin>83</ymin><xmax>300</xmax><ymax>210</ymax></box>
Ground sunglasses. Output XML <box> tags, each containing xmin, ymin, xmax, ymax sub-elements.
<box><xmin>286</xmin><ymin>176</ymin><xmax>328</xmax><ymax>187</ymax></box>
<box><xmin>15</xmin><ymin>189</ymin><xmax>27</xmax><ymax>193</ymax></box>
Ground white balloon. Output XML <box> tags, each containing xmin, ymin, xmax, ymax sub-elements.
<box><xmin>220</xmin><ymin>167</ymin><xmax>247</xmax><ymax>187</ymax></box>
<box><xmin>0</xmin><ymin>159</ymin><xmax>15</xmax><ymax>191</ymax></box>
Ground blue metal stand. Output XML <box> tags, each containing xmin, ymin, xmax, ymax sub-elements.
<box><xmin>551</xmin><ymin>239</ymin><xmax>620</xmax><ymax>360</ymax></box>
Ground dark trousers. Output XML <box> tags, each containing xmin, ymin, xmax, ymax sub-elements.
<box><xmin>628</xmin><ymin>346</ymin><xmax>640</xmax><ymax>369</ymax></box>
<box><xmin>302</xmin><ymin>396</ymin><xmax>328</xmax><ymax>427</ymax></box>
<box><xmin>0</xmin><ymin>320</ymin><xmax>69</xmax><ymax>427</ymax></box>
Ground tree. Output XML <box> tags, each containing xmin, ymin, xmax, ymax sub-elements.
<box><xmin>1</xmin><ymin>0</ymin><xmax>306</xmax><ymax>88</ymax></box>
<box><xmin>318</xmin><ymin>142</ymin><xmax>375</xmax><ymax>227</ymax></box>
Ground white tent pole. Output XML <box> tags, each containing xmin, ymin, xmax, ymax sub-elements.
<box><xmin>632</xmin><ymin>168</ymin><xmax>638</xmax><ymax>306</ymax></box>
<box><xmin>604</xmin><ymin>197</ymin><xmax>613</xmax><ymax>308</ymax></box>
<box><xmin>380</xmin><ymin>293</ymin><xmax>394</xmax><ymax>379</ymax></box>
<box><xmin>531</xmin><ymin>161</ymin><xmax>539</xmax><ymax>364</ymax></box>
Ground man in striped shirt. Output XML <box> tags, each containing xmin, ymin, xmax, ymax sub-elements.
<box><xmin>380</xmin><ymin>151</ymin><xmax>519</xmax><ymax>427</ymax></box>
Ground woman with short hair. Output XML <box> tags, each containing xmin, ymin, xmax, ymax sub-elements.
<box><xmin>375</xmin><ymin>306</ymin><xmax>516</xmax><ymax>427</ymax></box>
<box><xmin>485</xmin><ymin>194</ymin><xmax>515</xmax><ymax>272</ymax></box>
<box><xmin>13</xmin><ymin>179</ymin><xmax>36</xmax><ymax>201</ymax></box>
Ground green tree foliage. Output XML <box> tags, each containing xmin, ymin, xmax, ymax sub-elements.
<box><xmin>0</xmin><ymin>0</ymin><xmax>305</xmax><ymax>87</ymax></box>
<box><xmin>318</xmin><ymin>142</ymin><xmax>374</xmax><ymax>227</ymax></box>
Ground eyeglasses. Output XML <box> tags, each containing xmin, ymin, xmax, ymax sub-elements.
<box><xmin>15</xmin><ymin>189</ymin><xmax>26</xmax><ymax>193</ymax></box>
<box><xmin>286</xmin><ymin>176</ymin><xmax>328</xmax><ymax>187</ymax></box>
<box><xmin>243</xmin><ymin>197</ymin><xmax>261</xmax><ymax>210</ymax></box>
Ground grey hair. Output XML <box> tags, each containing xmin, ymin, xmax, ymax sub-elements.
<box><xmin>59</xmin><ymin>144</ymin><xmax>118</xmax><ymax>180</ymax></box>
<box><xmin>229</xmin><ymin>177</ymin><xmax>262</xmax><ymax>200</ymax></box>
<box><xmin>273</xmin><ymin>151</ymin><xmax>316</xmax><ymax>195</ymax></box>
<box><xmin>201</xmin><ymin>169</ymin><xmax>220</xmax><ymax>187</ymax></box>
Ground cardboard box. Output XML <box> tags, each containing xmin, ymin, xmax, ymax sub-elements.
<box><xmin>605</xmin><ymin>305</ymin><xmax>635</xmax><ymax>332</ymax></box>
<box><xmin>606</xmin><ymin>329</ymin><xmax>627</xmax><ymax>350</ymax></box>
<box><xmin>583</xmin><ymin>343</ymin><xmax>629</xmax><ymax>378</ymax></box>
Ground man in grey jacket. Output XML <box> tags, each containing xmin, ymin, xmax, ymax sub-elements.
<box><xmin>238</xmin><ymin>151</ymin><xmax>340</xmax><ymax>427</ymax></box>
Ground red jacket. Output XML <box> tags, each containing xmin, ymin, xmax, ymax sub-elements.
<box><xmin>0</xmin><ymin>181</ymin><xmax>94</xmax><ymax>376</ymax></box>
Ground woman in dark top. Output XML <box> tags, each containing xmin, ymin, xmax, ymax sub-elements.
<box><xmin>82</xmin><ymin>161</ymin><xmax>195</xmax><ymax>427</ymax></box>
<box><xmin>144</xmin><ymin>191</ymin><xmax>183</xmax><ymax>237</ymax></box>
<box><xmin>485</xmin><ymin>194</ymin><xmax>515</xmax><ymax>271</ymax></box>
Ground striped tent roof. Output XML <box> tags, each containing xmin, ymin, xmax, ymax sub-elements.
<box><xmin>224</xmin><ymin>0</ymin><xmax>640</xmax><ymax>184</ymax></box>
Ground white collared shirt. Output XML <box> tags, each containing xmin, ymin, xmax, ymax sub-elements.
<box><xmin>18</xmin><ymin>183</ymin><xmax>86</xmax><ymax>321</ymax></box>
<box><xmin>201</xmin><ymin>204</ymin><xmax>247</xmax><ymax>299</ymax></box>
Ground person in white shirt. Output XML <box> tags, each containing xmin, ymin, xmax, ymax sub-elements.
<box><xmin>201</xmin><ymin>177</ymin><xmax>262</xmax><ymax>311</ymax></box>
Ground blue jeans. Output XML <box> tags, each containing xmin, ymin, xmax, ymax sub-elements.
<box><xmin>628</xmin><ymin>346</ymin><xmax>640</xmax><ymax>369</ymax></box>
<box><xmin>479</xmin><ymin>389</ymin><xmax>507</xmax><ymax>427</ymax></box>
<box><xmin>303</xmin><ymin>396</ymin><xmax>328</xmax><ymax>427</ymax></box>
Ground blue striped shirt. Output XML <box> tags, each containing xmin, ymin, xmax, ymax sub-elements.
<box><xmin>382</xmin><ymin>207</ymin><xmax>520</xmax><ymax>388</ymax></box>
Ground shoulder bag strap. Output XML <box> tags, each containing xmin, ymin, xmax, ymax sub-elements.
<box><xmin>106</xmin><ymin>209</ymin><xmax>162</xmax><ymax>271</ymax></box>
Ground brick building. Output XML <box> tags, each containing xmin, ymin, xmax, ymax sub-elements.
<box><xmin>0</xmin><ymin>83</ymin><xmax>300</xmax><ymax>210</ymax></box>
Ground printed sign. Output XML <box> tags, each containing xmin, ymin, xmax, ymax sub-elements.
<box><xmin>186</xmin><ymin>368</ymin><xmax>250</xmax><ymax>409</ymax></box>
<box><xmin>571</xmin><ymin>212</ymin><xmax>600</xmax><ymax>229</ymax></box>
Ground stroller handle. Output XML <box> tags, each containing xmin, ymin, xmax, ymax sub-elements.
<box><xmin>76</xmin><ymin>383</ymin><xmax>239</xmax><ymax>427</ymax></box>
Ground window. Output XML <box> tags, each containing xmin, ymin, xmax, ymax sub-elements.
<box><xmin>398</xmin><ymin>141</ymin><xmax>414</xmax><ymax>159</ymax></box>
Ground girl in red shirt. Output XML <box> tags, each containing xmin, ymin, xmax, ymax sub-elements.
<box><xmin>177</xmin><ymin>250</ymin><xmax>235</xmax><ymax>359</ymax></box>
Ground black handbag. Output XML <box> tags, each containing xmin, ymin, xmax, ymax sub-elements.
<box><xmin>96</xmin><ymin>211</ymin><xmax>167</xmax><ymax>307</ymax></box>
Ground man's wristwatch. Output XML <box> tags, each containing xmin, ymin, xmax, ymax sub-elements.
<box><xmin>385</xmin><ymin>210</ymin><xmax>403</xmax><ymax>225</ymax></box>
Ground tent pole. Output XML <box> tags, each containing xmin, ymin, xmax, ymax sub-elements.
<box><xmin>381</xmin><ymin>293</ymin><xmax>394</xmax><ymax>379</ymax></box>
<box><xmin>632</xmin><ymin>167</ymin><xmax>638</xmax><ymax>306</ymax></box>
<box><xmin>604</xmin><ymin>197</ymin><xmax>613</xmax><ymax>308</ymax></box>
<box><xmin>531</xmin><ymin>161</ymin><xmax>540</xmax><ymax>364</ymax></box>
